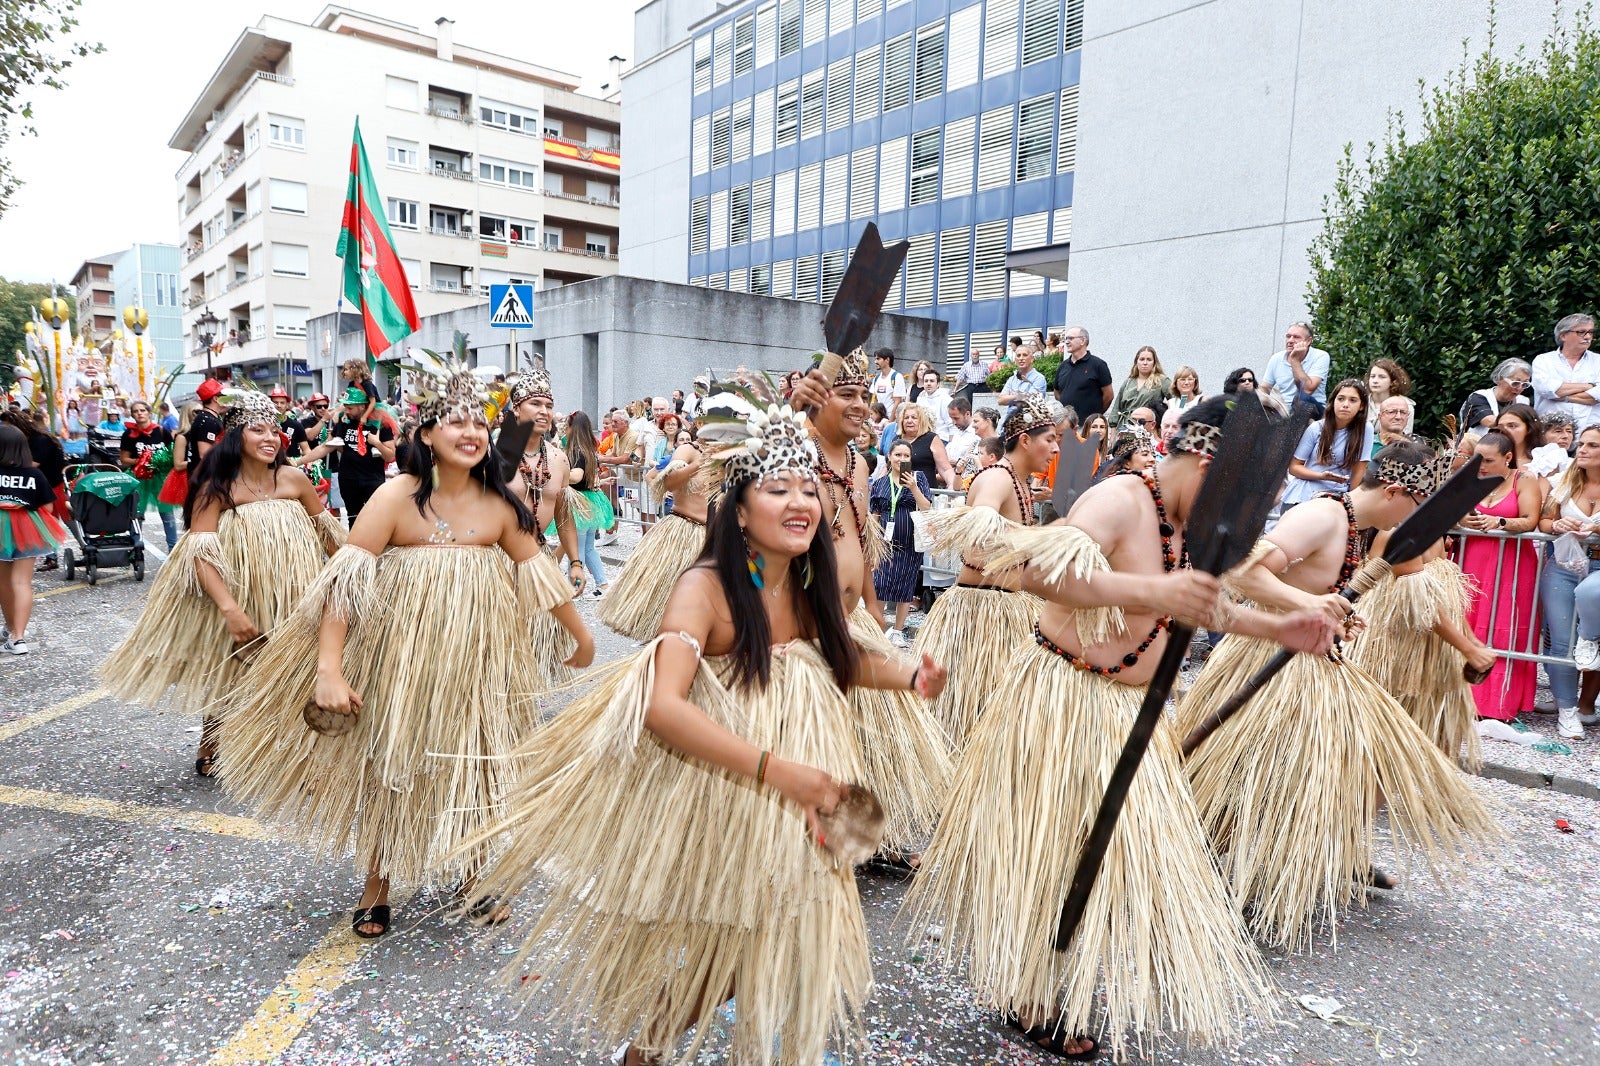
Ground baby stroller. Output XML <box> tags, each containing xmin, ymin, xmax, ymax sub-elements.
<box><xmin>85</xmin><ymin>424</ymin><xmax>125</xmax><ymax>466</ymax></box>
<box><xmin>62</xmin><ymin>464</ymin><xmax>144</xmax><ymax>585</ymax></box>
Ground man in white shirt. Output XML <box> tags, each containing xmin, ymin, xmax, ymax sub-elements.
<box><xmin>954</xmin><ymin>347</ymin><xmax>991</xmax><ymax>401</ymax></box>
<box><xmin>1531</xmin><ymin>313</ymin><xmax>1600</xmax><ymax>429</ymax></box>
<box><xmin>945</xmin><ymin>396</ymin><xmax>978</xmax><ymax>466</ymax></box>
<box><xmin>997</xmin><ymin>347</ymin><xmax>1048</xmax><ymax>420</ymax></box>
<box><xmin>915</xmin><ymin>367</ymin><xmax>955</xmax><ymax>440</ymax></box>
<box><xmin>1262</xmin><ymin>322</ymin><xmax>1331</xmax><ymax>420</ymax></box>
<box><xmin>681</xmin><ymin>375</ymin><xmax>709</xmax><ymax>422</ymax></box>
<box><xmin>870</xmin><ymin>348</ymin><xmax>908</xmax><ymax>411</ymax></box>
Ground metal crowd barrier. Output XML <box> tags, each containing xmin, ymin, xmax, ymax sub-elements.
<box><xmin>1446</xmin><ymin>526</ymin><xmax>1585</xmax><ymax>669</ymax></box>
<box><xmin>604</xmin><ymin>462</ymin><xmax>669</xmax><ymax>529</ymax></box>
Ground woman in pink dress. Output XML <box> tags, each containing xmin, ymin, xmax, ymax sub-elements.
<box><xmin>1459</xmin><ymin>430</ymin><xmax>1543</xmax><ymax>719</ymax></box>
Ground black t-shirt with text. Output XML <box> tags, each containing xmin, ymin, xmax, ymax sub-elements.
<box><xmin>186</xmin><ymin>410</ymin><xmax>223</xmax><ymax>467</ymax></box>
<box><xmin>330</xmin><ymin>414</ymin><xmax>394</xmax><ymax>486</ymax></box>
<box><xmin>0</xmin><ymin>466</ymin><xmax>55</xmax><ymax>510</ymax></box>
<box><xmin>120</xmin><ymin>424</ymin><xmax>173</xmax><ymax>463</ymax></box>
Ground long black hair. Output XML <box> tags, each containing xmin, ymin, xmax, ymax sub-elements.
<box><xmin>565</xmin><ymin>410</ymin><xmax>600</xmax><ymax>491</ymax></box>
<box><xmin>702</xmin><ymin>476</ymin><xmax>857</xmax><ymax>693</ymax></box>
<box><xmin>185</xmin><ymin>425</ymin><xmax>285</xmax><ymax>525</ymax></box>
<box><xmin>405</xmin><ymin>417</ymin><xmax>536</xmax><ymax>534</ymax></box>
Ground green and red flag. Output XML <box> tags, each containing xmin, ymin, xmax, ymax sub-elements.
<box><xmin>336</xmin><ymin>119</ymin><xmax>419</xmax><ymax>367</ymax></box>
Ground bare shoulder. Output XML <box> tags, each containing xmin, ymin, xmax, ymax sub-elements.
<box><xmin>275</xmin><ymin>464</ymin><xmax>313</xmax><ymax>493</ymax></box>
<box><xmin>964</xmin><ymin>465</ymin><xmax>1012</xmax><ymax>508</ymax></box>
<box><xmin>662</xmin><ymin>565</ymin><xmax>731</xmax><ymax>626</ymax></box>
<box><xmin>1067</xmin><ymin>474</ymin><xmax>1148</xmax><ymax>537</ymax></box>
<box><xmin>367</xmin><ymin>476</ymin><xmax>418</xmax><ymax>510</ymax></box>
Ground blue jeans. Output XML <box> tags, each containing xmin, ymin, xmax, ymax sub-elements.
<box><xmin>578</xmin><ymin>528</ymin><xmax>607</xmax><ymax>587</ymax></box>
<box><xmin>1539</xmin><ymin>557</ymin><xmax>1600</xmax><ymax>706</ymax></box>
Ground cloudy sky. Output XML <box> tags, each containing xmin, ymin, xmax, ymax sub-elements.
<box><xmin>0</xmin><ymin>0</ymin><xmax>638</xmax><ymax>283</ymax></box>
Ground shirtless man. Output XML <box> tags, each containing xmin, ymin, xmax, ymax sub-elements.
<box><xmin>504</xmin><ymin>371</ymin><xmax>584</xmax><ymax>593</ymax></box>
<box><xmin>789</xmin><ymin>351</ymin><xmax>878</xmax><ymax>612</ymax></box>
<box><xmin>909</xmin><ymin>395</ymin><xmax>1337</xmax><ymax>1059</ymax></box>
<box><xmin>1180</xmin><ymin>438</ymin><xmax>1495</xmax><ymax>948</ymax></box>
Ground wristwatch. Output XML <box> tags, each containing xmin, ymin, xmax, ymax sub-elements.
<box><xmin>1498</xmin><ymin>517</ymin><xmax>1507</xmax><ymax>529</ymax></box>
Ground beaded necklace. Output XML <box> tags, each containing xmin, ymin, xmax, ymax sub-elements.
<box><xmin>518</xmin><ymin>441</ymin><xmax>551</xmax><ymax>546</ymax></box>
<box><xmin>1323</xmin><ymin>492</ymin><xmax>1362</xmax><ymax>594</ymax></box>
<box><xmin>996</xmin><ymin>459</ymin><xmax>1038</xmax><ymax>527</ymax></box>
<box><xmin>1035</xmin><ymin>470</ymin><xmax>1181</xmax><ymax>677</ymax></box>
<box><xmin>812</xmin><ymin>434</ymin><xmax>868</xmax><ymax>553</ymax></box>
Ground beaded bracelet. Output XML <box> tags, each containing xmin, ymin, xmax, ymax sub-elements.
<box><xmin>756</xmin><ymin>750</ymin><xmax>770</xmax><ymax>785</ymax></box>
<box><xmin>908</xmin><ymin>666</ymin><xmax>922</xmax><ymax>694</ymax></box>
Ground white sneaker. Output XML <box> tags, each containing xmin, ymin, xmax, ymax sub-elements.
<box><xmin>1558</xmin><ymin>707</ymin><xmax>1584</xmax><ymax>740</ymax></box>
<box><xmin>1575</xmin><ymin>638</ymin><xmax>1600</xmax><ymax>672</ymax></box>
<box><xmin>4</xmin><ymin>638</ymin><xmax>29</xmax><ymax>655</ymax></box>
<box><xmin>885</xmin><ymin>627</ymin><xmax>908</xmax><ymax>649</ymax></box>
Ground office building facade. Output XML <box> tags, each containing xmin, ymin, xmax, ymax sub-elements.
<box><xmin>626</xmin><ymin>0</ymin><xmax>1082</xmax><ymax>371</ymax></box>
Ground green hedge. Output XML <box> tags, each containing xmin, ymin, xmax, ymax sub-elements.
<box><xmin>985</xmin><ymin>352</ymin><xmax>1063</xmax><ymax>393</ymax></box>
<box><xmin>1307</xmin><ymin>11</ymin><xmax>1600</xmax><ymax>436</ymax></box>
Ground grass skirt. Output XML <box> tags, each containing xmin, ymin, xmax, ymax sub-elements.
<box><xmin>459</xmin><ymin>637</ymin><xmax>871</xmax><ymax>1065</ymax></box>
<box><xmin>1344</xmin><ymin>558</ymin><xmax>1483</xmax><ymax>773</ymax></box>
<box><xmin>526</xmin><ymin>549</ymin><xmax>578</xmax><ymax>695</ymax></box>
<box><xmin>221</xmin><ymin>543</ymin><xmax>571</xmax><ymax>884</ymax></box>
<box><xmin>98</xmin><ymin>500</ymin><xmax>331</xmax><ymax>716</ymax></box>
<box><xmin>846</xmin><ymin>603</ymin><xmax>953</xmax><ymax>850</ymax></box>
<box><xmin>598</xmin><ymin>512</ymin><xmax>706</xmax><ymax>639</ymax></box>
<box><xmin>1176</xmin><ymin>634</ymin><xmax>1499</xmax><ymax>950</ymax></box>
<box><xmin>905</xmin><ymin>642</ymin><xmax>1275</xmax><ymax>1058</ymax></box>
<box><xmin>912</xmin><ymin>586</ymin><xmax>1040</xmax><ymax>748</ymax></box>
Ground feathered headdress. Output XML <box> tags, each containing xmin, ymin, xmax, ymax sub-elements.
<box><xmin>709</xmin><ymin>404</ymin><xmax>819</xmax><ymax>489</ymax></box>
<box><xmin>508</xmin><ymin>368</ymin><xmax>553</xmax><ymax>407</ymax></box>
<box><xmin>404</xmin><ymin>346</ymin><xmax>491</xmax><ymax>425</ymax></box>
<box><xmin>218</xmin><ymin>387</ymin><xmax>278</xmax><ymax>432</ymax></box>
<box><xmin>814</xmin><ymin>347</ymin><xmax>871</xmax><ymax>388</ymax></box>
<box><xmin>1002</xmin><ymin>395</ymin><xmax>1055</xmax><ymax>442</ymax></box>
<box><xmin>1373</xmin><ymin>444</ymin><xmax>1452</xmax><ymax>498</ymax></box>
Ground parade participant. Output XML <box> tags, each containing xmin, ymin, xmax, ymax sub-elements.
<box><xmin>0</xmin><ymin>424</ymin><xmax>68</xmax><ymax>653</ymax></box>
<box><xmin>908</xmin><ymin>396</ymin><xmax>1338</xmax><ymax>1059</ymax></box>
<box><xmin>118</xmin><ymin>400</ymin><xmax>178</xmax><ymax>551</ymax></box>
<box><xmin>790</xmin><ymin>350</ymin><xmax>953</xmax><ymax>854</ymax></box>
<box><xmin>269</xmin><ymin>385</ymin><xmax>310</xmax><ymax>460</ymax></box>
<box><xmin>220</xmin><ymin>351</ymin><xmax>594</xmax><ymax>939</ymax></box>
<box><xmin>99</xmin><ymin>390</ymin><xmax>343</xmax><ymax>777</ymax></box>
<box><xmin>600</xmin><ymin>420</ymin><xmax>711</xmax><ymax>639</ymax></box>
<box><xmin>911</xmin><ymin>395</ymin><xmax>1055</xmax><ymax>747</ymax></box>
<box><xmin>327</xmin><ymin>385</ymin><xmax>396</xmax><ymax>521</ymax></box>
<box><xmin>1344</xmin><ymin>535</ymin><xmax>1492</xmax><ymax>770</ymax></box>
<box><xmin>458</xmin><ymin>404</ymin><xmax>947</xmax><ymax>1066</ymax></box>
<box><xmin>1176</xmin><ymin>440</ymin><xmax>1498</xmax><ymax>948</ymax></box>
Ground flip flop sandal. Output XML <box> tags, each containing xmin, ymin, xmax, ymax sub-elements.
<box><xmin>351</xmin><ymin>904</ymin><xmax>391</xmax><ymax>939</ymax></box>
<box><xmin>452</xmin><ymin>895</ymin><xmax>510</xmax><ymax>927</ymax></box>
<box><xmin>1003</xmin><ymin>1013</ymin><xmax>1101</xmax><ymax>1061</ymax></box>
<box><xmin>1366</xmin><ymin>865</ymin><xmax>1399</xmax><ymax>891</ymax></box>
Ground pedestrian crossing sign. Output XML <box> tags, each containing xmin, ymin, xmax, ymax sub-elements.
<box><xmin>488</xmin><ymin>284</ymin><xmax>534</xmax><ymax>328</ymax></box>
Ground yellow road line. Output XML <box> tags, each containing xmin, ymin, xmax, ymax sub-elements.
<box><xmin>208</xmin><ymin>890</ymin><xmax>416</xmax><ymax>1066</ymax></box>
<box><xmin>0</xmin><ymin>688</ymin><xmax>107</xmax><ymax>744</ymax></box>
<box><xmin>35</xmin><ymin>582</ymin><xmax>96</xmax><ymax>599</ymax></box>
<box><xmin>0</xmin><ymin>784</ymin><xmax>271</xmax><ymax>839</ymax></box>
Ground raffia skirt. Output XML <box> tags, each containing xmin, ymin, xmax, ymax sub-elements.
<box><xmin>911</xmin><ymin>584</ymin><xmax>1040</xmax><ymax>748</ymax></box>
<box><xmin>846</xmin><ymin>603</ymin><xmax>953</xmax><ymax>850</ymax></box>
<box><xmin>1176</xmin><ymin>633</ymin><xmax>1499</xmax><ymax>951</ymax></box>
<box><xmin>598</xmin><ymin>511</ymin><xmax>706</xmax><ymax>639</ymax></box>
<box><xmin>458</xmin><ymin>637</ymin><xmax>871</xmax><ymax>1066</ymax></box>
<box><xmin>1343</xmin><ymin>557</ymin><xmax>1483</xmax><ymax>773</ymax></box>
<box><xmin>220</xmin><ymin>543</ymin><xmax>570</xmax><ymax>883</ymax></box>
<box><xmin>99</xmin><ymin>499</ymin><xmax>339</xmax><ymax>717</ymax></box>
<box><xmin>905</xmin><ymin>639</ymin><xmax>1275</xmax><ymax>1059</ymax></box>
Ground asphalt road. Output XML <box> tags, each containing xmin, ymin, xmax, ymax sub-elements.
<box><xmin>1</xmin><ymin>530</ymin><xmax>1597</xmax><ymax>1065</ymax></box>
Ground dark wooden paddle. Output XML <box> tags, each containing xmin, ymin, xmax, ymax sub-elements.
<box><xmin>492</xmin><ymin>410</ymin><xmax>537</xmax><ymax>483</ymax></box>
<box><xmin>807</xmin><ymin>222</ymin><xmax>910</xmax><ymax>401</ymax></box>
<box><xmin>1053</xmin><ymin>399</ymin><xmax>1305</xmax><ymax>952</ymax></box>
<box><xmin>1179</xmin><ymin>455</ymin><xmax>1500</xmax><ymax>759</ymax></box>
<box><xmin>1051</xmin><ymin>430</ymin><xmax>1101</xmax><ymax>519</ymax></box>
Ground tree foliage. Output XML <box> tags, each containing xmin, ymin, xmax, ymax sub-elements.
<box><xmin>985</xmin><ymin>351</ymin><xmax>1062</xmax><ymax>392</ymax></box>
<box><xmin>1307</xmin><ymin>6</ymin><xmax>1600</xmax><ymax>434</ymax></box>
<box><xmin>0</xmin><ymin>277</ymin><xmax>75</xmax><ymax>390</ymax></box>
<box><xmin>0</xmin><ymin>0</ymin><xmax>103</xmax><ymax>219</ymax></box>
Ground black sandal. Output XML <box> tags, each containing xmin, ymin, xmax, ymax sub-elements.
<box><xmin>456</xmin><ymin>895</ymin><xmax>510</xmax><ymax>927</ymax></box>
<box><xmin>862</xmin><ymin>851</ymin><xmax>919</xmax><ymax>877</ymax></box>
<box><xmin>194</xmin><ymin>753</ymin><xmax>217</xmax><ymax>778</ymax></box>
<box><xmin>1003</xmin><ymin>1013</ymin><xmax>1101</xmax><ymax>1061</ymax></box>
<box><xmin>1366</xmin><ymin>865</ymin><xmax>1399</xmax><ymax>891</ymax></box>
<box><xmin>351</xmin><ymin>904</ymin><xmax>391</xmax><ymax>939</ymax></box>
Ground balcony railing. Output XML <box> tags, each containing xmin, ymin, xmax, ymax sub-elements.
<box><xmin>431</xmin><ymin>164</ymin><xmax>475</xmax><ymax>181</ymax></box>
<box><xmin>547</xmin><ymin>245</ymin><xmax>619</xmax><ymax>262</ymax></box>
<box><xmin>543</xmin><ymin>134</ymin><xmax>620</xmax><ymax>170</ymax></box>
<box><xmin>426</xmin><ymin>103</ymin><xmax>474</xmax><ymax>123</ymax></box>
<box><xmin>541</xmin><ymin>188</ymin><xmax>621</xmax><ymax>208</ymax></box>
<box><xmin>429</xmin><ymin>279</ymin><xmax>465</xmax><ymax>293</ymax></box>
<box><xmin>428</xmin><ymin>225</ymin><xmax>470</xmax><ymax>239</ymax></box>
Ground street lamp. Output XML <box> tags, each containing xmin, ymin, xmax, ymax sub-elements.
<box><xmin>39</xmin><ymin>297</ymin><xmax>69</xmax><ymax>431</ymax></box>
<box><xmin>194</xmin><ymin>306</ymin><xmax>220</xmax><ymax>376</ymax></box>
<box><xmin>123</xmin><ymin>305</ymin><xmax>149</xmax><ymax>399</ymax></box>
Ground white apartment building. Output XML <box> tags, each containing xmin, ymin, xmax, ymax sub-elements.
<box><xmin>169</xmin><ymin>6</ymin><xmax>622</xmax><ymax>385</ymax></box>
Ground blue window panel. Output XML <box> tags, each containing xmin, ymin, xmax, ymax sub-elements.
<box><xmin>940</xmin><ymin>195</ymin><xmax>974</xmax><ymax>228</ymax></box>
<box><xmin>969</xmin><ymin>299</ymin><xmax>1007</xmax><ymax>331</ymax></box>
<box><xmin>730</xmin><ymin>159</ymin><xmax>754</xmax><ymax>187</ymax></box>
<box><xmin>771</xmin><ymin>234</ymin><xmax>797</xmax><ymax>261</ymax></box>
<box><xmin>773</xmin><ymin>143</ymin><xmax>800</xmax><ymax>173</ymax></box>
<box><xmin>973</xmin><ymin>187</ymin><xmax>1012</xmax><ymax>221</ymax></box>
<box><xmin>750</xmin><ymin>237</ymin><xmax>773</xmax><ymax>264</ymax></box>
<box><xmin>1019</xmin><ymin>58</ymin><xmax>1059</xmax><ymax>97</ymax></box>
<box><xmin>826</xmin><ymin>126</ymin><xmax>854</xmax><ymax>157</ymax></box>
<box><xmin>730</xmin><ymin>245</ymin><xmax>752</xmax><ymax>271</ymax></box>
<box><xmin>690</xmin><ymin>251</ymin><xmax>709</xmax><ymax>276</ymax></box>
<box><xmin>941</xmin><ymin>83</ymin><xmax>981</xmax><ymax>121</ymax></box>
<box><xmin>1061</xmin><ymin>50</ymin><xmax>1081</xmax><ymax>81</ymax></box>
<box><xmin>1053</xmin><ymin>171</ymin><xmax>1075</xmax><ymax>203</ymax></box>
<box><xmin>691</xmin><ymin>173</ymin><xmax>713</xmax><ymax>199</ymax></box>
<box><xmin>884</xmin><ymin>1</ymin><xmax>914</xmax><ymax>36</ymax></box>
<box><xmin>796</xmin><ymin>136</ymin><xmax>827</xmax><ymax>166</ymax></box>
<box><xmin>875</xmin><ymin>209</ymin><xmax>907</xmax><ymax>241</ymax></box>
<box><xmin>711</xmin><ymin>81</ymin><xmax>734</xmax><ymax>112</ymax></box>
<box><xmin>692</xmin><ymin>93</ymin><xmax>714</xmax><ymax>120</ymax></box>
<box><xmin>1014</xmin><ymin>180</ymin><xmax>1052</xmax><ymax>215</ymax></box>
<box><xmin>803</xmin><ymin>40</ymin><xmax>828</xmax><ymax>68</ymax></box>
<box><xmin>754</xmin><ymin>62</ymin><xmax>780</xmax><ymax>92</ymax></box>
<box><xmin>1048</xmin><ymin>291</ymin><xmax>1069</xmax><ymax>324</ymax></box>
<box><xmin>917</xmin><ymin>0</ymin><xmax>948</xmax><ymax>27</ymax></box>
<box><xmin>855</xmin><ymin>15</ymin><xmax>885</xmax><ymax>47</ymax></box>
<box><xmin>795</xmin><ymin>228</ymin><xmax>822</xmax><ymax>256</ymax></box>
<box><xmin>906</xmin><ymin>202</ymin><xmax>940</xmax><ymax>233</ymax></box>
<box><xmin>827</xmin><ymin>30</ymin><xmax>854</xmax><ymax>61</ymax></box>
<box><xmin>708</xmin><ymin>248</ymin><xmax>729</xmax><ymax>275</ymax></box>
<box><xmin>902</xmin><ymin>306</ymin><xmax>937</xmax><ymax>321</ymax></box>
<box><xmin>911</xmin><ymin>97</ymin><xmax>944</xmax><ymax>130</ymax></box>
<box><xmin>777</xmin><ymin>49</ymin><xmax>804</xmax><ymax>81</ymax></box>
<box><xmin>880</xmin><ymin>106</ymin><xmax>910</xmax><ymax>139</ymax></box>
<box><xmin>938</xmin><ymin>302</ymin><xmax>972</xmax><ymax>334</ymax></box>
<box><xmin>1008</xmin><ymin>294</ymin><xmax>1046</xmax><ymax>324</ymax></box>
<box><xmin>731</xmin><ymin>70</ymin><xmax>756</xmax><ymax>99</ymax></box>
<box><xmin>980</xmin><ymin>72</ymin><xmax>1019</xmax><ymax>107</ymax></box>
<box><xmin>851</xmin><ymin>115</ymin><xmax>882</xmax><ymax>147</ymax></box>
<box><xmin>822</xmin><ymin>221</ymin><xmax>852</xmax><ymax>247</ymax></box>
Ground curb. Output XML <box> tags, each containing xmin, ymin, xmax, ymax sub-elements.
<box><xmin>1475</xmin><ymin>760</ymin><xmax>1600</xmax><ymax>802</ymax></box>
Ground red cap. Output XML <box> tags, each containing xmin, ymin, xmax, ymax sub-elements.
<box><xmin>309</xmin><ymin>392</ymin><xmax>329</xmax><ymax>405</ymax></box>
<box><xmin>268</xmin><ymin>385</ymin><xmax>289</xmax><ymax>399</ymax></box>
<box><xmin>196</xmin><ymin>378</ymin><xmax>224</xmax><ymax>402</ymax></box>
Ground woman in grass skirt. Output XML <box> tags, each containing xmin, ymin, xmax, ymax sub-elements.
<box><xmin>0</xmin><ymin>424</ymin><xmax>69</xmax><ymax>654</ymax></box>
<box><xmin>458</xmin><ymin>405</ymin><xmax>946</xmax><ymax>1066</ymax></box>
<box><xmin>99</xmin><ymin>391</ymin><xmax>343</xmax><ymax>775</ymax></box>
<box><xmin>220</xmin><ymin>350</ymin><xmax>594</xmax><ymax>939</ymax></box>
